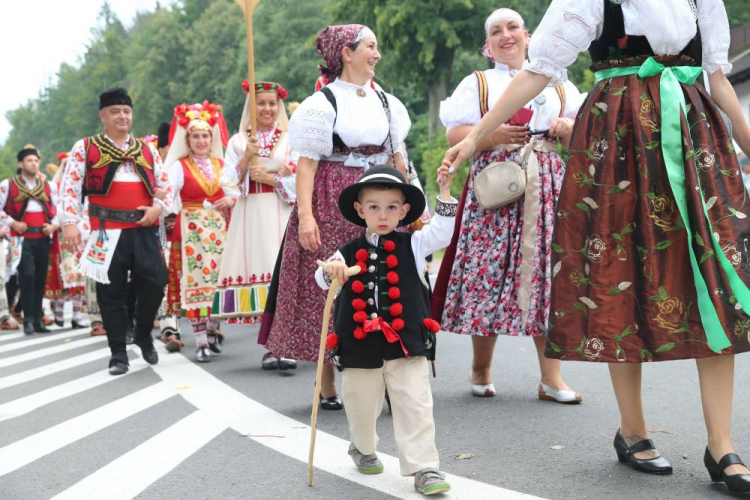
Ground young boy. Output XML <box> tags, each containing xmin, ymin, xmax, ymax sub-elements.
<box><xmin>315</xmin><ymin>164</ymin><xmax>457</xmax><ymax>496</ymax></box>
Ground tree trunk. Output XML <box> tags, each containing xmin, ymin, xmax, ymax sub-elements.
<box><xmin>427</xmin><ymin>49</ymin><xmax>454</xmax><ymax>139</ymax></box>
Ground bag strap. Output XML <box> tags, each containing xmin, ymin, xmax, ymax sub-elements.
<box><xmin>374</xmin><ymin>89</ymin><xmax>396</xmax><ymax>161</ymax></box>
<box><xmin>555</xmin><ymin>84</ymin><xmax>566</xmax><ymax>118</ymax></box>
<box><xmin>320</xmin><ymin>87</ymin><xmax>337</xmax><ymax>127</ymax></box>
<box><xmin>474</xmin><ymin>71</ymin><xmax>490</xmax><ymax>117</ymax></box>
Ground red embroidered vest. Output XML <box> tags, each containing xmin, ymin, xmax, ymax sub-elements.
<box><xmin>82</xmin><ymin>134</ymin><xmax>156</xmax><ymax>197</ymax></box>
<box><xmin>5</xmin><ymin>177</ymin><xmax>56</xmax><ymax>238</ymax></box>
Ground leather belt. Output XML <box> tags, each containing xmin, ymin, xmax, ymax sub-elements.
<box><xmin>24</xmin><ymin>226</ymin><xmax>45</xmax><ymax>234</ymax></box>
<box><xmin>89</xmin><ymin>204</ymin><xmax>144</xmax><ymax>223</ymax></box>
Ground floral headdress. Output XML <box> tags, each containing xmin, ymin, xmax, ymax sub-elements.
<box><xmin>141</xmin><ymin>134</ymin><xmax>158</xmax><ymax>149</ymax></box>
<box><xmin>170</xmin><ymin>100</ymin><xmax>229</xmax><ymax>147</ymax></box>
<box><xmin>242</xmin><ymin>80</ymin><xmax>289</xmax><ymax>100</ymax></box>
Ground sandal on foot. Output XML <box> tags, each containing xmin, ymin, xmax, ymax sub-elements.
<box><xmin>538</xmin><ymin>382</ymin><xmax>582</xmax><ymax>404</ymax></box>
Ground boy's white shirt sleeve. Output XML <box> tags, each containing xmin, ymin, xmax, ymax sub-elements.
<box><xmin>410</xmin><ymin>195</ymin><xmax>458</xmax><ymax>277</ymax></box>
<box><xmin>314</xmin><ymin>250</ymin><xmax>346</xmax><ymax>290</ymax></box>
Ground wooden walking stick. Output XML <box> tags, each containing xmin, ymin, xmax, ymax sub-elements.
<box><xmin>308</xmin><ymin>260</ymin><xmax>361</xmax><ymax>486</ymax></box>
<box><xmin>235</xmin><ymin>0</ymin><xmax>261</xmax><ymax>173</ymax></box>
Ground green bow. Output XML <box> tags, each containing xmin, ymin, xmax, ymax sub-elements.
<box><xmin>595</xmin><ymin>57</ymin><xmax>746</xmax><ymax>353</ymax></box>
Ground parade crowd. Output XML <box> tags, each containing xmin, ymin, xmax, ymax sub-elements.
<box><xmin>4</xmin><ymin>0</ymin><xmax>750</xmax><ymax>496</ymax></box>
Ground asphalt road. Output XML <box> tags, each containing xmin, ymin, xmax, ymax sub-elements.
<box><xmin>0</xmin><ymin>314</ymin><xmax>748</xmax><ymax>500</ymax></box>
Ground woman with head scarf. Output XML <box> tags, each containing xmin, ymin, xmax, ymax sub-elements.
<box><xmin>214</xmin><ymin>80</ymin><xmax>298</xmax><ymax>370</ymax></box>
<box><xmin>162</xmin><ymin>101</ymin><xmax>234</xmax><ymax>362</ymax></box>
<box><xmin>433</xmin><ymin>8</ymin><xmax>584</xmax><ymax>402</ymax></box>
<box><xmin>444</xmin><ymin>0</ymin><xmax>750</xmax><ymax>488</ymax></box>
<box><xmin>259</xmin><ymin>24</ymin><xmax>411</xmax><ymax>410</ymax></box>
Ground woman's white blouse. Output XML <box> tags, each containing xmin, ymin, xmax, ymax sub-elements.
<box><xmin>440</xmin><ymin>63</ymin><xmax>585</xmax><ymax>130</ymax></box>
<box><xmin>289</xmin><ymin>78</ymin><xmax>411</xmax><ymax>161</ymax></box>
<box><xmin>527</xmin><ymin>0</ymin><xmax>732</xmax><ymax>85</ymax></box>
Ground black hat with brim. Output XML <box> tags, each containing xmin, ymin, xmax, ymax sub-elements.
<box><xmin>17</xmin><ymin>147</ymin><xmax>39</xmax><ymax>162</ymax></box>
<box><xmin>99</xmin><ymin>87</ymin><xmax>133</xmax><ymax>110</ymax></box>
<box><xmin>338</xmin><ymin>165</ymin><xmax>426</xmax><ymax>228</ymax></box>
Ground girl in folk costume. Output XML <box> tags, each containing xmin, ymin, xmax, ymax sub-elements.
<box><xmin>45</xmin><ymin>154</ymin><xmax>89</xmax><ymax>329</ymax></box>
<box><xmin>162</xmin><ymin>101</ymin><xmax>234</xmax><ymax>363</ymax></box>
<box><xmin>259</xmin><ymin>24</ymin><xmax>411</xmax><ymax>410</ymax></box>
<box><xmin>445</xmin><ymin>0</ymin><xmax>750</xmax><ymax>490</ymax></box>
<box><xmin>433</xmin><ymin>8</ymin><xmax>584</xmax><ymax>402</ymax></box>
<box><xmin>215</xmin><ymin>80</ymin><xmax>297</xmax><ymax>370</ymax></box>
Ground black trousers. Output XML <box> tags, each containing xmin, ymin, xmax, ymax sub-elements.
<box><xmin>18</xmin><ymin>237</ymin><xmax>50</xmax><ymax>325</ymax></box>
<box><xmin>96</xmin><ymin>228</ymin><xmax>168</xmax><ymax>364</ymax></box>
<box><xmin>5</xmin><ymin>274</ymin><xmax>19</xmax><ymax>312</ymax></box>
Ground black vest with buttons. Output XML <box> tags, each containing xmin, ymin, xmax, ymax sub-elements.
<box><xmin>331</xmin><ymin>232</ymin><xmax>435</xmax><ymax>369</ymax></box>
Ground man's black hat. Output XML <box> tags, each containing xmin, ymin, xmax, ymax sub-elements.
<box><xmin>17</xmin><ymin>145</ymin><xmax>39</xmax><ymax>162</ymax></box>
<box><xmin>157</xmin><ymin>122</ymin><xmax>170</xmax><ymax>148</ymax></box>
<box><xmin>99</xmin><ymin>87</ymin><xmax>133</xmax><ymax>110</ymax></box>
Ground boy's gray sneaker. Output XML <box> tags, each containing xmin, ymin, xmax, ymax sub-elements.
<box><xmin>414</xmin><ymin>468</ymin><xmax>451</xmax><ymax>496</ymax></box>
<box><xmin>348</xmin><ymin>443</ymin><xmax>384</xmax><ymax>474</ymax></box>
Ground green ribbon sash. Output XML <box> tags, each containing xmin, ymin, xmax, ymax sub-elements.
<box><xmin>594</xmin><ymin>57</ymin><xmax>748</xmax><ymax>353</ymax></box>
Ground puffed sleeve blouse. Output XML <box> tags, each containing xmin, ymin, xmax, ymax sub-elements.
<box><xmin>440</xmin><ymin>62</ymin><xmax>585</xmax><ymax>130</ymax></box>
<box><xmin>289</xmin><ymin>78</ymin><xmax>411</xmax><ymax>161</ymax></box>
<box><xmin>527</xmin><ymin>0</ymin><xmax>732</xmax><ymax>85</ymax></box>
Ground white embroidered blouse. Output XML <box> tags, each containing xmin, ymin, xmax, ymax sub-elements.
<box><xmin>289</xmin><ymin>78</ymin><xmax>411</xmax><ymax>161</ymax></box>
<box><xmin>527</xmin><ymin>0</ymin><xmax>732</xmax><ymax>85</ymax></box>
<box><xmin>440</xmin><ymin>62</ymin><xmax>585</xmax><ymax>130</ymax></box>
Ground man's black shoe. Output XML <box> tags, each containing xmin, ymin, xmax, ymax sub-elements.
<box><xmin>108</xmin><ymin>360</ymin><xmax>129</xmax><ymax>376</ymax></box>
<box><xmin>125</xmin><ymin>328</ymin><xmax>135</xmax><ymax>345</ymax></box>
<box><xmin>23</xmin><ymin>321</ymin><xmax>34</xmax><ymax>335</ymax></box>
<box><xmin>140</xmin><ymin>344</ymin><xmax>159</xmax><ymax>365</ymax></box>
<box><xmin>33</xmin><ymin>322</ymin><xmax>51</xmax><ymax>333</ymax></box>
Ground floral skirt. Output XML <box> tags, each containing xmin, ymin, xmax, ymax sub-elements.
<box><xmin>438</xmin><ymin>148</ymin><xmax>565</xmax><ymax>337</ymax></box>
<box><xmin>264</xmin><ymin>159</ymin><xmax>367</xmax><ymax>363</ymax></box>
<box><xmin>547</xmin><ymin>55</ymin><xmax>750</xmax><ymax>363</ymax></box>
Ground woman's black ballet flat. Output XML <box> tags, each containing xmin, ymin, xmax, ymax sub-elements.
<box><xmin>613</xmin><ymin>430</ymin><xmax>673</xmax><ymax>475</ymax></box>
<box><xmin>319</xmin><ymin>394</ymin><xmax>343</xmax><ymax>411</ymax></box>
<box><xmin>704</xmin><ymin>447</ymin><xmax>750</xmax><ymax>493</ymax></box>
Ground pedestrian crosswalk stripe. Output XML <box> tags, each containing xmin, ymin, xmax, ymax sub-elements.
<box><xmin>0</xmin><ymin>334</ymin><xmax>105</xmax><ymax>368</ymax></box>
<box><xmin>52</xmin><ymin>410</ymin><xmax>226</xmax><ymax>500</ymax></box>
<box><xmin>151</xmin><ymin>347</ymin><xmax>543</xmax><ymax>500</ymax></box>
<box><xmin>0</xmin><ymin>358</ymin><xmax>148</xmax><ymax>423</ymax></box>
<box><xmin>0</xmin><ymin>327</ymin><xmax>90</xmax><ymax>354</ymax></box>
<box><xmin>0</xmin><ymin>347</ymin><xmax>114</xmax><ymax>391</ymax></box>
<box><xmin>0</xmin><ymin>382</ymin><xmax>174</xmax><ymax>477</ymax></box>
<box><xmin>0</xmin><ymin>332</ymin><xmax>27</xmax><ymax>343</ymax></box>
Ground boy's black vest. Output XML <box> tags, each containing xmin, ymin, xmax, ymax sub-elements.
<box><xmin>332</xmin><ymin>231</ymin><xmax>436</xmax><ymax>369</ymax></box>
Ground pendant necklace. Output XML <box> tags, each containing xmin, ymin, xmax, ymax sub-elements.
<box><xmin>356</xmin><ymin>88</ymin><xmax>367</xmax><ymax>98</ymax></box>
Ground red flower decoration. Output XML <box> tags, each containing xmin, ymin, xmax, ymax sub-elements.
<box><xmin>386</xmin><ymin>271</ymin><xmax>399</xmax><ymax>284</ymax></box>
<box><xmin>386</xmin><ymin>255</ymin><xmax>398</xmax><ymax>268</ymax></box>
<box><xmin>351</xmin><ymin>280</ymin><xmax>364</xmax><ymax>293</ymax></box>
<box><xmin>383</xmin><ymin>240</ymin><xmax>396</xmax><ymax>252</ymax></box>
<box><xmin>242</xmin><ymin>79</ymin><xmax>250</xmax><ymax>94</ymax></box>
<box><xmin>351</xmin><ymin>298</ymin><xmax>366</xmax><ymax>311</ymax></box>
<box><xmin>388</xmin><ymin>287</ymin><xmax>401</xmax><ymax>300</ymax></box>
<box><xmin>356</xmin><ymin>249</ymin><xmax>369</xmax><ymax>262</ymax></box>
<box><xmin>196</xmin><ymin>254</ymin><xmax>203</xmax><ymax>261</ymax></box>
<box><xmin>326</xmin><ymin>333</ymin><xmax>339</xmax><ymax>349</ymax></box>
<box><xmin>389</xmin><ymin>303</ymin><xmax>403</xmax><ymax>317</ymax></box>
<box><xmin>356</xmin><ymin>262</ymin><xmax>367</xmax><ymax>274</ymax></box>
<box><xmin>210</xmin><ymin>260</ymin><xmax>217</xmax><ymax>269</ymax></box>
<box><xmin>353</xmin><ymin>311</ymin><xmax>367</xmax><ymax>323</ymax></box>
<box><xmin>216</xmin><ymin>240</ymin><xmax>222</xmax><ymax>245</ymax></box>
<box><xmin>617</xmin><ymin>35</ymin><xmax>629</xmax><ymax>49</ymax></box>
<box><xmin>423</xmin><ymin>318</ymin><xmax>440</xmax><ymax>333</ymax></box>
<box><xmin>392</xmin><ymin>318</ymin><xmax>405</xmax><ymax>331</ymax></box>
<box><xmin>263</xmin><ymin>83</ymin><xmax>272</xmax><ymax>90</ymax></box>
<box><xmin>188</xmin><ymin>222</ymin><xmax>197</xmax><ymax>230</ymax></box>
<box><xmin>354</xmin><ymin>327</ymin><xmax>367</xmax><ymax>340</ymax></box>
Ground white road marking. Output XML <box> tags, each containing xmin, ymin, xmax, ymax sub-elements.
<box><xmin>0</xmin><ymin>347</ymin><xmax>113</xmax><ymax>390</ymax></box>
<box><xmin>0</xmin><ymin>335</ymin><xmax>105</xmax><ymax>368</ymax></box>
<box><xmin>0</xmin><ymin>358</ymin><xmax>148</xmax><ymax>422</ymax></box>
<box><xmin>0</xmin><ymin>328</ymin><xmax>90</xmax><ymax>354</ymax></box>
<box><xmin>52</xmin><ymin>410</ymin><xmax>225</xmax><ymax>500</ymax></box>
<box><xmin>151</xmin><ymin>348</ymin><xmax>545</xmax><ymax>500</ymax></box>
<box><xmin>0</xmin><ymin>332</ymin><xmax>26</xmax><ymax>344</ymax></box>
<box><xmin>0</xmin><ymin>382</ymin><xmax>174</xmax><ymax>477</ymax></box>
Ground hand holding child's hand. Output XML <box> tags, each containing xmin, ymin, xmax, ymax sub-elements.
<box><xmin>325</xmin><ymin>260</ymin><xmax>350</xmax><ymax>286</ymax></box>
<box><xmin>437</xmin><ymin>164</ymin><xmax>455</xmax><ymax>196</ymax></box>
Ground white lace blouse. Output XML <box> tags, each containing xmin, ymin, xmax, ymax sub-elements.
<box><xmin>289</xmin><ymin>78</ymin><xmax>411</xmax><ymax>161</ymax></box>
<box><xmin>440</xmin><ymin>62</ymin><xmax>585</xmax><ymax>130</ymax></box>
<box><xmin>527</xmin><ymin>0</ymin><xmax>732</xmax><ymax>85</ymax></box>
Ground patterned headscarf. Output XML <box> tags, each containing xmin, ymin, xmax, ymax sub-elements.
<box><xmin>315</xmin><ymin>24</ymin><xmax>376</xmax><ymax>79</ymax></box>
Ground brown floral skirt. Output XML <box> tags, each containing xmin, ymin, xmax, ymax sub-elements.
<box><xmin>546</xmin><ymin>55</ymin><xmax>750</xmax><ymax>363</ymax></box>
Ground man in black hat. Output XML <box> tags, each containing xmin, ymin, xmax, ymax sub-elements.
<box><xmin>314</xmin><ymin>164</ymin><xmax>457</xmax><ymax>496</ymax></box>
<box><xmin>59</xmin><ymin>88</ymin><xmax>172</xmax><ymax>375</ymax></box>
<box><xmin>0</xmin><ymin>145</ymin><xmax>59</xmax><ymax>334</ymax></box>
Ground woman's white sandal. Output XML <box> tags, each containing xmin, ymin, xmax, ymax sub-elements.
<box><xmin>470</xmin><ymin>375</ymin><xmax>496</xmax><ymax>397</ymax></box>
<box><xmin>538</xmin><ymin>382</ymin><xmax>582</xmax><ymax>404</ymax></box>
